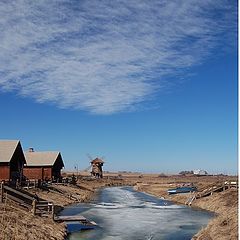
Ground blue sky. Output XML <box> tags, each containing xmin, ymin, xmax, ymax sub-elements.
<box><xmin>0</xmin><ymin>0</ymin><xmax>238</xmax><ymax>174</ymax></box>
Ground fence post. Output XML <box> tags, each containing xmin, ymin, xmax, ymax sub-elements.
<box><xmin>1</xmin><ymin>181</ymin><xmax>4</xmax><ymax>203</ymax></box>
<box><xmin>48</xmin><ymin>203</ymin><xmax>51</xmax><ymax>213</ymax></box>
<box><xmin>16</xmin><ymin>179</ymin><xmax>19</xmax><ymax>189</ymax></box>
<box><xmin>38</xmin><ymin>179</ymin><xmax>41</xmax><ymax>188</ymax></box>
<box><xmin>51</xmin><ymin>203</ymin><xmax>55</xmax><ymax>221</ymax></box>
<box><xmin>32</xmin><ymin>199</ymin><xmax>36</xmax><ymax>215</ymax></box>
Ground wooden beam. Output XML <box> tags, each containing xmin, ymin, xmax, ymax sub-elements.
<box><xmin>1</xmin><ymin>182</ymin><xmax>4</xmax><ymax>203</ymax></box>
<box><xmin>3</xmin><ymin>185</ymin><xmax>34</xmax><ymax>201</ymax></box>
<box><xmin>32</xmin><ymin>199</ymin><xmax>36</xmax><ymax>216</ymax></box>
<box><xmin>54</xmin><ymin>215</ymin><xmax>87</xmax><ymax>222</ymax></box>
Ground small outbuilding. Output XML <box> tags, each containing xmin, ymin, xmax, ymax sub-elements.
<box><xmin>0</xmin><ymin>140</ymin><xmax>26</xmax><ymax>182</ymax></box>
<box><xmin>23</xmin><ymin>149</ymin><xmax>64</xmax><ymax>181</ymax></box>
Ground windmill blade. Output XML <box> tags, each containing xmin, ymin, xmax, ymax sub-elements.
<box><xmin>87</xmin><ymin>153</ymin><xmax>93</xmax><ymax>161</ymax></box>
<box><xmin>83</xmin><ymin>165</ymin><xmax>92</xmax><ymax>172</ymax></box>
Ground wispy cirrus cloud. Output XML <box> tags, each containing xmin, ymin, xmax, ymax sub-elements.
<box><xmin>0</xmin><ymin>0</ymin><xmax>237</xmax><ymax>114</ymax></box>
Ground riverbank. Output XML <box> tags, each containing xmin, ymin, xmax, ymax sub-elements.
<box><xmin>0</xmin><ymin>177</ymin><xmax>128</xmax><ymax>240</ymax></box>
<box><xmin>133</xmin><ymin>174</ymin><xmax>238</xmax><ymax>240</ymax></box>
<box><xmin>0</xmin><ymin>174</ymin><xmax>237</xmax><ymax>239</ymax></box>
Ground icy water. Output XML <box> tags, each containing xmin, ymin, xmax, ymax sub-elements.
<box><xmin>61</xmin><ymin>187</ymin><xmax>213</xmax><ymax>240</ymax></box>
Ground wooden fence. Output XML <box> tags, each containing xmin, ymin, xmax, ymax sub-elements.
<box><xmin>185</xmin><ymin>181</ymin><xmax>238</xmax><ymax>206</ymax></box>
<box><xmin>0</xmin><ymin>182</ymin><xmax>55</xmax><ymax>219</ymax></box>
<box><xmin>195</xmin><ymin>181</ymin><xmax>237</xmax><ymax>199</ymax></box>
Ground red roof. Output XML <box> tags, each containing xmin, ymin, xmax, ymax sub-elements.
<box><xmin>91</xmin><ymin>158</ymin><xmax>104</xmax><ymax>164</ymax></box>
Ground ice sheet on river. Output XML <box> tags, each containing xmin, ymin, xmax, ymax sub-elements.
<box><xmin>62</xmin><ymin>187</ymin><xmax>213</xmax><ymax>240</ymax></box>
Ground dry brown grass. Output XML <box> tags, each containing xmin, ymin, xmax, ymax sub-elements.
<box><xmin>0</xmin><ymin>174</ymin><xmax>237</xmax><ymax>240</ymax></box>
<box><xmin>133</xmin><ymin>174</ymin><xmax>238</xmax><ymax>240</ymax></box>
<box><xmin>192</xmin><ymin>189</ymin><xmax>238</xmax><ymax>240</ymax></box>
<box><xmin>0</xmin><ymin>198</ymin><xmax>66</xmax><ymax>240</ymax></box>
<box><xmin>0</xmin><ymin>177</ymin><xmax>127</xmax><ymax>240</ymax></box>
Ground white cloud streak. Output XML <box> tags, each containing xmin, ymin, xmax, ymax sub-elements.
<box><xmin>0</xmin><ymin>0</ymin><xmax>237</xmax><ymax>114</ymax></box>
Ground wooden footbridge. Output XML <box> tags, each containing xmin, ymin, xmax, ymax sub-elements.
<box><xmin>185</xmin><ymin>181</ymin><xmax>237</xmax><ymax>206</ymax></box>
<box><xmin>0</xmin><ymin>182</ymin><xmax>55</xmax><ymax>218</ymax></box>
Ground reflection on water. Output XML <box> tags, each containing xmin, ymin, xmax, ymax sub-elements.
<box><xmin>60</xmin><ymin>187</ymin><xmax>213</xmax><ymax>240</ymax></box>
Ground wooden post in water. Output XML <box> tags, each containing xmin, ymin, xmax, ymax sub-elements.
<box><xmin>1</xmin><ymin>181</ymin><xmax>4</xmax><ymax>203</ymax></box>
<box><xmin>32</xmin><ymin>199</ymin><xmax>36</xmax><ymax>216</ymax></box>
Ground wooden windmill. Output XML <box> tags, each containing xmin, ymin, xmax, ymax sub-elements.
<box><xmin>87</xmin><ymin>154</ymin><xmax>105</xmax><ymax>178</ymax></box>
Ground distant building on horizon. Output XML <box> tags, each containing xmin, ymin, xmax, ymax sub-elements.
<box><xmin>193</xmin><ymin>169</ymin><xmax>208</xmax><ymax>176</ymax></box>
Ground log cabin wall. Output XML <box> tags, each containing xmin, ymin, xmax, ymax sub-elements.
<box><xmin>0</xmin><ymin>164</ymin><xmax>10</xmax><ymax>180</ymax></box>
<box><xmin>23</xmin><ymin>166</ymin><xmax>52</xmax><ymax>180</ymax></box>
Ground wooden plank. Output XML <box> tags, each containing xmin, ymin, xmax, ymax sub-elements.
<box><xmin>38</xmin><ymin>200</ymin><xmax>50</xmax><ymax>204</ymax></box>
<box><xmin>3</xmin><ymin>186</ymin><xmax>34</xmax><ymax>201</ymax></box>
<box><xmin>36</xmin><ymin>203</ymin><xmax>50</xmax><ymax>207</ymax></box>
<box><xmin>7</xmin><ymin>194</ymin><xmax>31</xmax><ymax>206</ymax></box>
<box><xmin>7</xmin><ymin>195</ymin><xmax>31</xmax><ymax>209</ymax></box>
<box><xmin>55</xmin><ymin>215</ymin><xmax>87</xmax><ymax>222</ymax></box>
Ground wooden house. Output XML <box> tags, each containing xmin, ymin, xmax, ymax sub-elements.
<box><xmin>91</xmin><ymin>158</ymin><xmax>104</xmax><ymax>178</ymax></box>
<box><xmin>0</xmin><ymin>140</ymin><xmax>26</xmax><ymax>181</ymax></box>
<box><xmin>23</xmin><ymin>149</ymin><xmax>64</xmax><ymax>181</ymax></box>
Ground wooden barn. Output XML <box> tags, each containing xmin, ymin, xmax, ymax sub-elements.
<box><xmin>23</xmin><ymin>149</ymin><xmax>64</xmax><ymax>181</ymax></box>
<box><xmin>91</xmin><ymin>158</ymin><xmax>104</xmax><ymax>178</ymax></box>
<box><xmin>0</xmin><ymin>140</ymin><xmax>26</xmax><ymax>182</ymax></box>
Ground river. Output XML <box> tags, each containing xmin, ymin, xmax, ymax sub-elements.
<box><xmin>60</xmin><ymin>187</ymin><xmax>213</xmax><ymax>240</ymax></box>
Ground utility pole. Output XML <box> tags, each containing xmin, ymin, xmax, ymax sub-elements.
<box><xmin>74</xmin><ymin>164</ymin><xmax>78</xmax><ymax>179</ymax></box>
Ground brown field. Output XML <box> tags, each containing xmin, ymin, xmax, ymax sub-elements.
<box><xmin>128</xmin><ymin>173</ymin><xmax>238</xmax><ymax>240</ymax></box>
<box><xmin>0</xmin><ymin>173</ymin><xmax>238</xmax><ymax>240</ymax></box>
